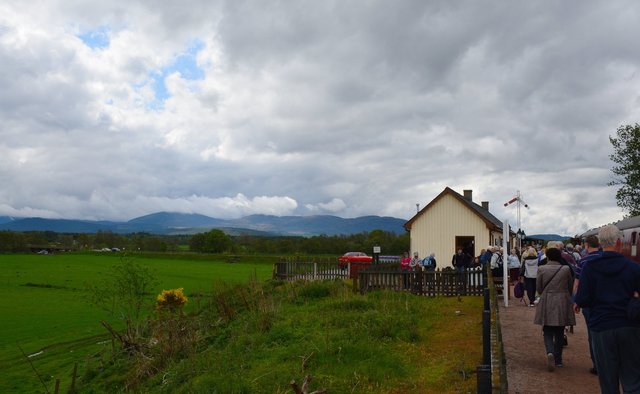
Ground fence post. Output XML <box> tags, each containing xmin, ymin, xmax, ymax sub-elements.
<box><xmin>313</xmin><ymin>262</ymin><xmax>317</xmax><ymax>281</ymax></box>
<box><xmin>483</xmin><ymin>310</ymin><xmax>491</xmax><ymax>366</ymax></box>
<box><xmin>353</xmin><ymin>265</ymin><xmax>358</xmax><ymax>293</ymax></box>
<box><xmin>476</xmin><ymin>364</ymin><xmax>492</xmax><ymax>393</ymax></box>
<box><xmin>70</xmin><ymin>362</ymin><xmax>78</xmax><ymax>393</ymax></box>
<box><xmin>482</xmin><ymin>263</ymin><xmax>488</xmax><ymax>290</ymax></box>
<box><xmin>482</xmin><ymin>287</ymin><xmax>491</xmax><ymax>367</ymax></box>
<box><xmin>484</xmin><ymin>287</ymin><xmax>490</xmax><ymax>311</ymax></box>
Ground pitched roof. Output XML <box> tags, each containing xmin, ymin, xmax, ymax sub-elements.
<box><xmin>404</xmin><ymin>187</ymin><xmax>503</xmax><ymax>231</ymax></box>
<box><xmin>580</xmin><ymin>214</ymin><xmax>640</xmax><ymax>237</ymax></box>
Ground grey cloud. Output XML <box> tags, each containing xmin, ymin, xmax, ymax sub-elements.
<box><xmin>0</xmin><ymin>1</ymin><xmax>639</xmax><ymax>234</ymax></box>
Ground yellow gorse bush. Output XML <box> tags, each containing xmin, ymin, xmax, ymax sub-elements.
<box><xmin>156</xmin><ymin>288</ymin><xmax>188</xmax><ymax>312</ymax></box>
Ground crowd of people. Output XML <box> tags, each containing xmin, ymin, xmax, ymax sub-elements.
<box><xmin>400</xmin><ymin>251</ymin><xmax>437</xmax><ymax>272</ymax></box>
<box><xmin>509</xmin><ymin>224</ymin><xmax>640</xmax><ymax>394</ymax></box>
<box><xmin>392</xmin><ymin>226</ymin><xmax>639</xmax><ymax>392</ymax></box>
<box><xmin>400</xmin><ymin>248</ymin><xmax>489</xmax><ymax>273</ymax></box>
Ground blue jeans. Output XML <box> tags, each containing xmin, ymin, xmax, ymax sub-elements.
<box><xmin>591</xmin><ymin>326</ymin><xmax>640</xmax><ymax>394</ymax></box>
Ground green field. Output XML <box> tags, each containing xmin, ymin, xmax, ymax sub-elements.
<box><xmin>0</xmin><ymin>253</ymin><xmax>274</xmax><ymax>393</ymax></box>
<box><xmin>1</xmin><ymin>253</ymin><xmax>483</xmax><ymax>393</ymax></box>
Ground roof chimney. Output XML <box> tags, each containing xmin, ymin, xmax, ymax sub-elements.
<box><xmin>481</xmin><ymin>201</ymin><xmax>489</xmax><ymax>210</ymax></box>
<box><xmin>463</xmin><ymin>189</ymin><xmax>473</xmax><ymax>201</ymax></box>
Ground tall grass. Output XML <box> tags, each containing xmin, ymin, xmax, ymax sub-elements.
<box><xmin>79</xmin><ymin>280</ymin><xmax>482</xmax><ymax>393</ymax></box>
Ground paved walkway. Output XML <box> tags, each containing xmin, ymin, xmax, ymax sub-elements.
<box><xmin>498</xmin><ymin>295</ymin><xmax>600</xmax><ymax>394</ymax></box>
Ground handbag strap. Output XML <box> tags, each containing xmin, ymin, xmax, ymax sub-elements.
<box><xmin>542</xmin><ymin>266</ymin><xmax>563</xmax><ymax>293</ymax></box>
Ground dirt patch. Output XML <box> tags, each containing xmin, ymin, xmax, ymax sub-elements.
<box><xmin>498</xmin><ymin>292</ymin><xmax>600</xmax><ymax>394</ymax></box>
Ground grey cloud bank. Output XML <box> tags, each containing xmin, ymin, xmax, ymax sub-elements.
<box><xmin>1</xmin><ymin>1</ymin><xmax>639</xmax><ymax>236</ymax></box>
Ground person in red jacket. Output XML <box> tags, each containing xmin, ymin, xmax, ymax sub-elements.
<box><xmin>400</xmin><ymin>251</ymin><xmax>411</xmax><ymax>289</ymax></box>
<box><xmin>400</xmin><ymin>251</ymin><xmax>411</xmax><ymax>271</ymax></box>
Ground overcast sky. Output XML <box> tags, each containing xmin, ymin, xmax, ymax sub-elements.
<box><xmin>1</xmin><ymin>1</ymin><xmax>639</xmax><ymax>235</ymax></box>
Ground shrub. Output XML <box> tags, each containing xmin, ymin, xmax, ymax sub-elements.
<box><xmin>156</xmin><ymin>288</ymin><xmax>188</xmax><ymax>313</ymax></box>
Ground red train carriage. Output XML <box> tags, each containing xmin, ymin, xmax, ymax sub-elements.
<box><xmin>618</xmin><ymin>216</ymin><xmax>640</xmax><ymax>264</ymax></box>
<box><xmin>581</xmin><ymin>215</ymin><xmax>640</xmax><ymax>263</ymax></box>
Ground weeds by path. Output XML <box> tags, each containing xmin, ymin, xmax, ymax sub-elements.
<box><xmin>79</xmin><ymin>280</ymin><xmax>482</xmax><ymax>393</ymax></box>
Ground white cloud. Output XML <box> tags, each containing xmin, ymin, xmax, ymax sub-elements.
<box><xmin>1</xmin><ymin>0</ymin><xmax>639</xmax><ymax>235</ymax></box>
<box><xmin>305</xmin><ymin>198</ymin><xmax>347</xmax><ymax>214</ymax></box>
<box><xmin>133</xmin><ymin>193</ymin><xmax>299</xmax><ymax>219</ymax></box>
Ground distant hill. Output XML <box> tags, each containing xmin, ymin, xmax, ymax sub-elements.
<box><xmin>527</xmin><ymin>234</ymin><xmax>570</xmax><ymax>242</ymax></box>
<box><xmin>0</xmin><ymin>218</ymin><xmax>112</xmax><ymax>233</ymax></box>
<box><xmin>0</xmin><ymin>212</ymin><xmax>407</xmax><ymax>236</ymax></box>
<box><xmin>228</xmin><ymin>214</ymin><xmax>406</xmax><ymax>236</ymax></box>
<box><xmin>0</xmin><ymin>216</ymin><xmax>18</xmax><ymax>225</ymax></box>
<box><xmin>115</xmin><ymin>212</ymin><xmax>228</xmax><ymax>233</ymax></box>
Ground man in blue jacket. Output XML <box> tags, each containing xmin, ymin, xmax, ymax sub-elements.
<box><xmin>572</xmin><ymin>235</ymin><xmax>602</xmax><ymax>375</ymax></box>
<box><xmin>575</xmin><ymin>224</ymin><xmax>640</xmax><ymax>394</ymax></box>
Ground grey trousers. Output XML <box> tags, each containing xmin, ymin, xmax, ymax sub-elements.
<box><xmin>542</xmin><ymin>325</ymin><xmax>565</xmax><ymax>365</ymax></box>
<box><xmin>591</xmin><ymin>326</ymin><xmax>640</xmax><ymax>394</ymax></box>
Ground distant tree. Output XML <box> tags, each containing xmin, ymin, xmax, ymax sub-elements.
<box><xmin>57</xmin><ymin>234</ymin><xmax>76</xmax><ymax>249</ymax></box>
<box><xmin>190</xmin><ymin>229</ymin><xmax>232</xmax><ymax>253</ymax></box>
<box><xmin>0</xmin><ymin>231</ymin><xmax>28</xmax><ymax>252</ymax></box>
<box><xmin>94</xmin><ymin>230</ymin><xmax>126</xmax><ymax>249</ymax></box>
<box><xmin>609</xmin><ymin>123</ymin><xmax>640</xmax><ymax>216</ymax></box>
<box><xmin>225</xmin><ymin>230</ymin><xmax>408</xmax><ymax>255</ymax></box>
<box><xmin>75</xmin><ymin>233</ymin><xmax>92</xmax><ymax>250</ymax></box>
<box><xmin>142</xmin><ymin>236</ymin><xmax>169</xmax><ymax>252</ymax></box>
<box><xmin>189</xmin><ymin>232</ymin><xmax>206</xmax><ymax>252</ymax></box>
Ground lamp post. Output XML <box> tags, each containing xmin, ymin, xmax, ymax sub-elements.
<box><xmin>504</xmin><ymin>191</ymin><xmax>529</xmax><ymax>253</ymax></box>
<box><xmin>516</xmin><ymin>229</ymin><xmax>526</xmax><ymax>251</ymax></box>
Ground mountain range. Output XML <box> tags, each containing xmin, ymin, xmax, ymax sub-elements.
<box><xmin>526</xmin><ymin>234</ymin><xmax>571</xmax><ymax>242</ymax></box>
<box><xmin>0</xmin><ymin>212</ymin><xmax>408</xmax><ymax>236</ymax></box>
<box><xmin>0</xmin><ymin>213</ymin><xmax>571</xmax><ymax>240</ymax></box>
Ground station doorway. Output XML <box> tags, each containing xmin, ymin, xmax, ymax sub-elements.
<box><xmin>455</xmin><ymin>236</ymin><xmax>475</xmax><ymax>259</ymax></box>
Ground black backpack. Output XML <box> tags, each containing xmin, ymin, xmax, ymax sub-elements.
<box><xmin>496</xmin><ymin>252</ymin><xmax>503</xmax><ymax>267</ymax></box>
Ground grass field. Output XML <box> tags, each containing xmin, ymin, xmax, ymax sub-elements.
<box><xmin>1</xmin><ymin>253</ymin><xmax>483</xmax><ymax>393</ymax></box>
<box><xmin>0</xmin><ymin>252</ymin><xmax>274</xmax><ymax>393</ymax></box>
<box><xmin>78</xmin><ymin>280</ymin><xmax>483</xmax><ymax>393</ymax></box>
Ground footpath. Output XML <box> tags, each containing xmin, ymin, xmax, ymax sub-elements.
<box><xmin>498</xmin><ymin>291</ymin><xmax>600</xmax><ymax>394</ymax></box>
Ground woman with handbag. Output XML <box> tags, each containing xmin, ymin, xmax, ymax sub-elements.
<box><xmin>533</xmin><ymin>246</ymin><xmax>575</xmax><ymax>372</ymax></box>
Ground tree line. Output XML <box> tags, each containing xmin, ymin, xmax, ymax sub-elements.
<box><xmin>0</xmin><ymin>229</ymin><xmax>409</xmax><ymax>256</ymax></box>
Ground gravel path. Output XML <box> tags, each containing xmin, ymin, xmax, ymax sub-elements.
<box><xmin>498</xmin><ymin>292</ymin><xmax>600</xmax><ymax>394</ymax></box>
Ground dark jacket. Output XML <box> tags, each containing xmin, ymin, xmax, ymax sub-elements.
<box><xmin>574</xmin><ymin>250</ymin><xmax>602</xmax><ymax>280</ymax></box>
<box><xmin>575</xmin><ymin>251</ymin><xmax>640</xmax><ymax>331</ymax></box>
<box><xmin>452</xmin><ymin>252</ymin><xmax>469</xmax><ymax>268</ymax></box>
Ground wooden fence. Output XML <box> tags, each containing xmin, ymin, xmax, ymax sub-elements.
<box><xmin>273</xmin><ymin>259</ymin><xmax>349</xmax><ymax>281</ymax></box>
<box><xmin>358</xmin><ymin>266</ymin><xmax>486</xmax><ymax>296</ymax></box>
<box><xmin>273</xmin><ymin>259</ymin><xmax>487</xmax><ymax>297</ymax></box>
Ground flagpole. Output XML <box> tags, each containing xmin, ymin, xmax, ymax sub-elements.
<box><xmin>503</xmin><ymin>219</ymin><xmax>509</xmax><ymax>307</ymax></box>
